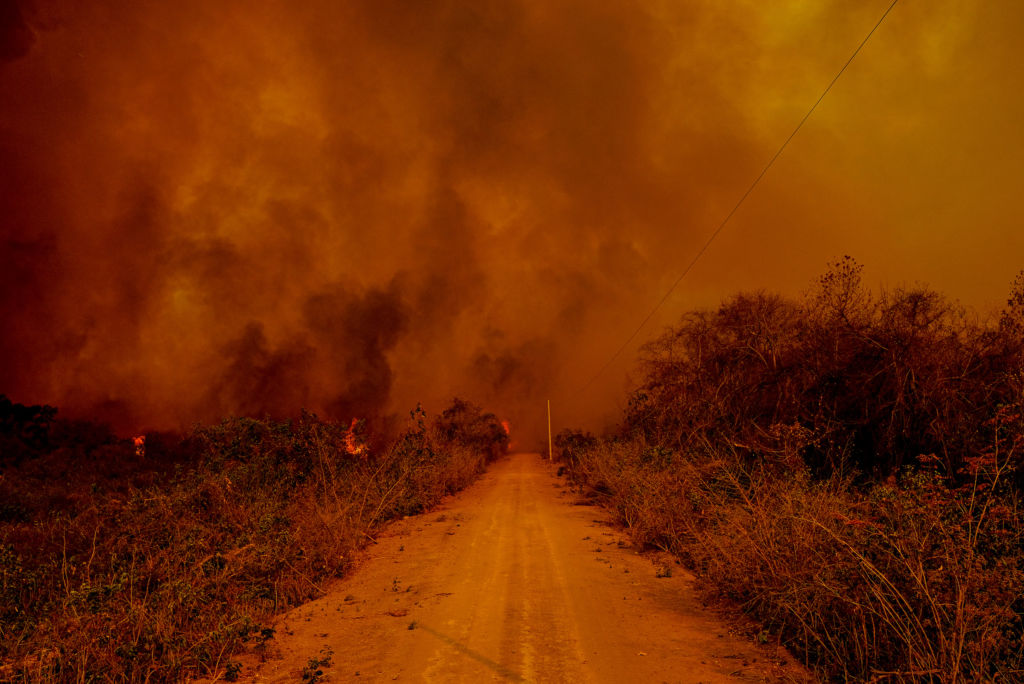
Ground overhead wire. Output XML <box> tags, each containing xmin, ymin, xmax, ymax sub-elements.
<box><xmin>579</xmin><ymin>0</ymin><xmax>900</xmax><ymax>392</ymax></box>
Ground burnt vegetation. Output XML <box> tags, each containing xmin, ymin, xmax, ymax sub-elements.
<box><xmin>560</xmin><ymin>258</ymin><xmax>1024</xmax><ymax>681</ymax></box>
<box><xmin>0</xmin><ymin>398</ymin><xmax>508</xmax><ymax>681</ymax></box>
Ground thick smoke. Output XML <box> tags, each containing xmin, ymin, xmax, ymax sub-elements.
<box><xmin>0</xmin><ymin>0</ymin><xmax>32</xmax><ymax>62</ymax></box>
<box><xmin>1</xmin><ymin>1</ymin><xmax>1022</xmax><ymax>438</ymax></box>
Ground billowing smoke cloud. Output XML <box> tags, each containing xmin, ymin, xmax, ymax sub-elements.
<box><xmin>208</xmin><ymin>277</ymin><xmax>408</xmax><ymax>422</ymax></box>
<box><xmin>1</xmin><ymin>1</ymin><xmax>1022</xmax><ymax>438</ymax></box>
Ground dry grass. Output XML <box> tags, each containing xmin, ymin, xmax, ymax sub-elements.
<box><xmin>563</xmin><ymin>435</ymin><xmax>1023</xmax><ymax>681</ymax></box>
<box><xmin>0</xmin><ymin>399</ymin><xmax>507</xmax><ymax>682</ymax></box>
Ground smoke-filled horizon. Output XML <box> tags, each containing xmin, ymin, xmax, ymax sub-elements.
<box><xmin>2</xmin><ymin>1</ymin><xmax>1022</xmax><ymax>439</ymax></box>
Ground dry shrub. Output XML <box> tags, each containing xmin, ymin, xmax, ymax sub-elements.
<box><xmin>560</xmin><ymin>261</ymin><xmax>1024</xmax><ymax>681</ymax></box>
<box><xmin>628</xmin><ymin>258</ymin><xmax>1024</xmax><ymax>482</ymax></box>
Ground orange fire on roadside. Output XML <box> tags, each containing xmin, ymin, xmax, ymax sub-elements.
<box><xmin>133</xmin><ymin>435</ymin><xmax>145</xmax><ymax>458</ymax></box>
<box><xmin>500</xmin><ymin>420</ymin><xmax>515</xmax><ymax>450</ymax></box>
<box><xmin>344</xmin><ymin>418</ymin><xmax>367</xmax><ymax>457</ymax></box>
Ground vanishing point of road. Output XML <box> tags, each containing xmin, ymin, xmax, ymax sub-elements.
<box><xmin>231</xmin><ymin>453</ymin><xmax>810</xmax><ymax>683</ymax></box>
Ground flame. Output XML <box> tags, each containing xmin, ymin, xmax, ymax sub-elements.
<box><xmin>500</xmin><ymin>419</ymin><xmax>515</xmax><ymax>450</ymax></box>
<box><xmin>133</xmin><ymin>435</ymin><xmax>145</xmax><ymax>457</ymax></box>
<box><xmin>344</xmin><ymin>418</ymin><xmax>367</xmax><ymax>457</ymax></box>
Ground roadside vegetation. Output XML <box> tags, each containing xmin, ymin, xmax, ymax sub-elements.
<box><xmin>0</xmin><ymin>397</ymin><xmax>507</xmax><ymax>682</ymax></box>
<box><xmin>559</xmin><ymin>258</ymin><xmax>1024</xmax><ymax>681</ymax></box>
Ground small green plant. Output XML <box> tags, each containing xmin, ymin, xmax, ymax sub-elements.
<box><xmin>301</xmin><ymin>646</ymin><xmax>334</xmax><ymax>682</ymax></box>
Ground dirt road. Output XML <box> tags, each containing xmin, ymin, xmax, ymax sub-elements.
<box><xmin>231</xmin><ymin>453</ymin><xmax>810</xmax><ymax>683</ymax></box>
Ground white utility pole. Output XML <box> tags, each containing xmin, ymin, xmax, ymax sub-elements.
<box><xmin>547</xmin><ymin>399</ymin><xmax>553</xmax><ymax>462</ymax></box>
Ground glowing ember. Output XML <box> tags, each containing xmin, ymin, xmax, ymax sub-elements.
<box><xmin>501</xmin><ymin>420</ymin><xmax>511</xmax><ymax>436</ymax></box>
<box><xmin>344</xmin><ymin>418</ymin><xmax>367</xmax><ymax>457</ymax></box>
<box><xmin>133</xmin><ymin>435</ymin><xmax>145</xmax><ymax>458</ymax></box>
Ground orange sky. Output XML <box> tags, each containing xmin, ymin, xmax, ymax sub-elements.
<box><xmin>1</xmin><ymin>1</ymin><xmax>1021</xmax><ymax>437</ymax></box>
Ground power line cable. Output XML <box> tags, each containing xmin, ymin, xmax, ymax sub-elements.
<box><xmin>580</xmin><ymin>0</ymin><xmax>899</xmax><ymax>392</ymax></box>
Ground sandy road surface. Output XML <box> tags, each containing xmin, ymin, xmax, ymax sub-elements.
<box><xmin>229</xmin><ymin>453</ymin><xmax>810</xmax><ymax>683</ymax></box>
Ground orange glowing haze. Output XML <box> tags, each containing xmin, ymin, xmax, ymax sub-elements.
<box><xmin>1</xmin><ymin>1</ymin><xmax>1022</xmax><ymax>437</ymax></box>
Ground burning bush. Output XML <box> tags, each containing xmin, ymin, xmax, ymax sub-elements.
<box><xmin>432</xmin><ymin>398</ymin><xmax>510</xmax><ymax>463</ymax></box>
